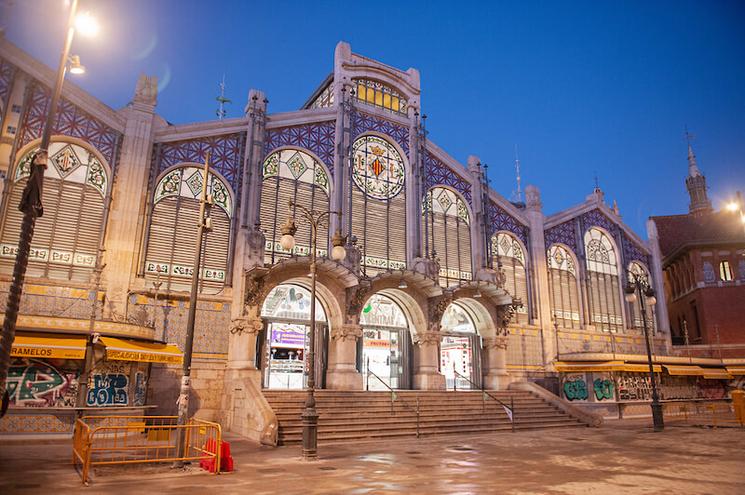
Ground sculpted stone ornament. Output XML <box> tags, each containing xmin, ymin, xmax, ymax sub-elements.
<box><xmin>230</xmin><ymin>317</ymin><xmax>263</xmax><ymax>336</ymax></box>
<box><xmin>413</xmin><ymin>330</ymin><xmax>441</xmax><ymax>346</ymax></box>
<box><xmin>134</xmin><ymin>74</ymin><xmax>158</xmax><ymax>106</ymax></box>
<box><xmin>331</xmin><ymin>324</ymin><xmax>363</xmax><ymax>342</ymax></box>
<box><xmin>483</xmin><ymin>336</ymin><xmax>509</xmax><ymax>350</ymax></box>
<box><xmin>496</xmin><ymin>303</ymin><xmax>517</xmax><ymax>332</ymax></box>
<box><xmin>428</xmin><ymin>290</ymin><xmax>453</xmax><ymax>328</ymax></box>
<box><xmin>345</xmin><ymin>278</ymin><xmax>371</xmax><ymax>321</ymax></box>
<box><xmin>412</xmin><ymin>256</ymin><xmax>439</xmax><ymax>281</ymax></box>
<box><xmin>244</xmin><ymin>268</ymin><xmax>268</xmax><ymax>308</ymax></box>
<box><xmin>342</xmin><ymin>238</ymin><xmax>362</xmax><ymax>275</ymax></box>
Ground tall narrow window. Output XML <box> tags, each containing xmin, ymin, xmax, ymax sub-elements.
<box><xmin>627</xmin><ymin>261</ymin><xmax>656</xmax><ymax>333</ymax></box>
<box><xmin>353</xmin><ymin>79</ymin><xmax>407</xmax><ymax>115</ymax></box>
<box><xmin>144</xmin><ymin>165</ymin><xmax>233</xmax><ymax>294</ymax></box>
<box><xmin>350</xmin><ymin>135</ymin><xmax>407</xmax><ymax>275</ymax></box>
<box><xmin>422</xmin><ymin>187</ymin><xmax>472</xmax><ymax>287</ymax></box>
<box><xmin>584</xmin><ymin>228</ymin><xmax>623</xmax><ymax>332</ymax></box>
<box><xmin>0</xmin><ymin>141</ymin><xmax>109</xmax><ymax>282</ymax></box>
<box><xmin>261</xmin><ymin>149</ymin><xmax>330</xmax><ymax>264</ymax></box>
<box><xmin>547</xmin><ymin>244</ymin><xmax>581</xmax><ymax>329</ymax></box>
<box><xmin>492</xmin><ymin>232</ymin><xmax>529</xmax><ymax>324</ymax></box>
<box><xmin>719</xmin><ymin>260</ymin><xmax>733</xmax><ymax>281</ymax></box>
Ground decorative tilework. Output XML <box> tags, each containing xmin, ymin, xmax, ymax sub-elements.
<box><xmin>154</xmin><ymin>132</ymin><xmax>246</xmax><ymax>194</ymax></box>
<box><xmin>18</xmin><ymin>82</ymin><xmax>121</xmax><ymax>168</ymax></box>
<box><xmin>424</xmin><ymin>151</ymin><xmax>472</xmax><ymax>203</ymax></box>
<box><xmin>545</xmin><ymin>219</ymin><xmax>578</xmax><ymax>252</ymax></box>
<box><xmin>486</xmin><ymin>199</ymin><xmax>528</xmax><ymax>244</ymax></box>
<box><xmin>580</xmin><ymin>209</ymin><xmax>619</xmax><ymax>237</ymax></box>
<box><xmin>621</xmin><ymin>232</ymin><xmax>651</xmax><ymax>267</ymax></box>
<box><xmin>264</xmin><ymin>121</ymin><xmax>335</xmax><ymax>172</ymax></box>
<box><xmin>0</xmin><ymin>58</ymin><xmax>17</xmax><ymax>113</ymax></box>
<box><xmin>352</xmin><ymin>111</ymin><xmax>410</xmax><ymax>156</ymax></box>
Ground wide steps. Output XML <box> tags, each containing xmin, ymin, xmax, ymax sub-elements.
<box><xmin>264</xmin><ymin>389</ymin><xmax>586</xmax><ymax>446</ymax></box>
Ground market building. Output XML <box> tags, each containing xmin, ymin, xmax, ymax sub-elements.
<box><xmin>0</xmin><ymin>37</ymin><xmax>741</xmax><ymax>440</ymax></box>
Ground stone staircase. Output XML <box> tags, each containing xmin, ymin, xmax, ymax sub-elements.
<box><xmin>263</xmin><ymin>389</ymin><xmax>587</xmax><ymax>445</ymax></box>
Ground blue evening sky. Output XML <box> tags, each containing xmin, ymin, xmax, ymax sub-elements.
<box><xmin>4</xmin><ymin>0</ymin><xmax>745</xmax><ymax>237</ymax></box>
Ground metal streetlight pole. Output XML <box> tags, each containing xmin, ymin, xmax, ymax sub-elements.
<box><xmin>279</xmin><ymin>201</ymin><xmax>345</xmax><ymax>459</ymax></box>
<box><xmin>625</xmin><ymin>273</ymin><xmax>664</xmax><ymax>432</ymax></box>
<box><xmin>0</xmin><ymin>0</ymin><xmax>93</xmax><ymax>415</ymax></box>
<box><xmin>174</xmin><ymin>153</ymin><xmax>213</xmax><ymax>465</ymax></box>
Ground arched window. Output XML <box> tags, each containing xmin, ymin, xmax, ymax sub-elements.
<box><xmin>440</xmin><ymin>302</ymin><xmax>480</xmax><ymax>389</ymax></box>
<box><xmin>0</xmin><ymin>141</ymin><xmax>109</xmax><ymax>282</ymax></box>
<box><xmin>584</xmin><ymin>228</ymin><xmax>623</xmax><ymax>332</ymax></box>
<box><xmin>350</xmin><ymin>135</ymin><xmax>407</xmax><ymax>275</ymax></box>
<box><xmin>261</xmin><ymin>149</ymin><xmax>330</xmax><ymax>264</ymax></box>
<box><xmin>547</xmin><ymin>244</ymin><xmax>581</xmax><ymax>329</ymax></box>
<box><xmin>491</xmin><ymin>232</ymin><xmax>529</xmax><ymax>324</ymax></box>
<box><xmin>627</xmin><ymin>261</ymin><xmax>656</xmax><ymax>333</ymax></box>
<box><xmin>360</xmin><ymin>293</ymin><xmax>410</xmax><ymax>390</ymax></box>
<box><xmin>422</xmin><ymin>187</ymin><xmax>472</xmax><ymax>287</ymax></box>
<box><xmin>144</xmin><ymin>165</ymin><xmax>233</xmax><ymax>294</ymax></box>
<box><xmin>353</xmin><ymin>78</ymin><xmax>407</xmax><ymax>115</ymax></box>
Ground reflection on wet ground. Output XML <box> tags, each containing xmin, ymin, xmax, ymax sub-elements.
<box><xmin>2</xmin><ymin>421</ymin><xmax>745</xmax><ymax>494</ymax></box>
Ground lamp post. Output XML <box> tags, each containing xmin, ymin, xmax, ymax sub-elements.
<box><xmin>279</xmin><ymin>201</ymin><xmax>345</xmax><ymax>460</ymax></box>
<box><xmin>0</xmin><ymin>0</ymin><xmax>98</xmax><ymax>415</ymax></box>
<box><xmin>624</xmin><ymin>272</ymin><xmax>664</xmax><ymax>432</ymax></box>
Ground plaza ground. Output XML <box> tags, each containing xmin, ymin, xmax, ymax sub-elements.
<box><xmin>1</xmin><ymin>420</ymin><xmax>744</xmax><ymax>495</ymax></box>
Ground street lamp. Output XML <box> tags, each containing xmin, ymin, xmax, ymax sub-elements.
<box><xmin>0</xmin><ymin>0</ymin><xmax>97</xmax><ymax>416</ymax></box>
<box><xmin>724</xmin><ymin>191</ymin><xmax>745</xmax><ymax>230</ymax></box>
<box><xmin>280</xmin><ymin>201</ymin><xmax>345</xmax><ymax>459</ymax></box>
<box><xmin>624</xmin><ymin>273</ymin><xmax>664</xmax><ymax>432</ymax></box>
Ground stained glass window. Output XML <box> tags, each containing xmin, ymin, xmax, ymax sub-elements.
<box><xmin>352</xmin><ymin>135</ymin><xmax>405</xmax><ymax>200</ymax></box>
<box><xmin>353</xmin><ymin>78</ymin><xmax>407</xmax><ymax>115</ymax></box>
<box><xmin>423</xmin><ymin>187</ymin><xmax>472</xmax><ymax>286</ymax></box>
<box><xmin>0</xmin><ymin>141</ymin><xmax>109</xmax><ymax>282</ymax></box>
<box><xmin>584</xmin><ymin>228</ymin><xmax>623</xmax><ymax>332</ymax></box>
<box><xmin>309</xmin><ymin>83</ymin><xmax>334</xmax><ymax>109</ymax></box>
<box><xmin>627</xmin><ymin>261</ymin><xmax>656</xmax><ymax>333</ymax></box>
<box><xmin>261</xmin><ymin>284</ymin><xmax>327</xmax><ymax>322</ymax></box>
<box><xmin>441</xmin><ymin>303</ymin><xmax>476</xmax><ymax>333</ymax></box>
<box><xmin>492</xmin><ymin>232</ymin><xmax>529</xmax><ymax>324</ymax></box>
<box><xmin>547</xmin><ymin>245</ymin><xmax>581</xmax><ymax>329</ymax></box>
<box><xmin>360</xmin><ymin>294</ymin><xmax>408</xmax><ymax>328</ymax></box>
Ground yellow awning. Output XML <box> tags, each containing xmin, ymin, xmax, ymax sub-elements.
<box><xmin>701</xmin><ymin>369</ymin><xmax>733</xmax><ymax>380</ymax></box>
<box><xmin>555</xmin><ymin>360</ymin><xmax>625</xmax><ymax>372</ymax></box>
<box><xmin>622</xmin><ymin>363</ymin><xmax>662</xmax><ymax>373</ymax></box>
<box><xmin>726</xmin><ymin>366</ymin><xmax>745</xmax><ymax>376</ymax></box>
<box><xmin>11</xmin><ymin>332</ymin><xmax>87</xmax><ymax>360</ymax></box>
<box><xmin>664</xmin><ymin>365</ymin><xmax>707</xmax><ymax>376</ymax></box>
<box><xmin>100</xmin><ymin>337</ymin><xmax>182</xmax><ymax>364</ymax></box>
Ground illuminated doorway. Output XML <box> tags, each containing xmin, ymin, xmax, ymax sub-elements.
<box><xmin>440</xmin><ymin>302</ymin><xmax>481</xmax><ymax>389</ymax></box>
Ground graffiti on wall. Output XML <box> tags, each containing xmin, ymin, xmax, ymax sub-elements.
<box><xmin>86</xmin><ymin>361</ymin><xmax>129</xmax><ymax>407</ymax></box>
<box><xmin>7</xmin><ymin>359</ymin><xmax>79</xmax><ymax>407</ymax></box>
<box><xmin>562</xmin><ymin>374</ymin><xmax>588</xmax><ymax>401</ymax></box>
<box><xmin>593</xmin><ymin>378</ymin><xmax>614</xmax><ymax>401</ymax></box>
<box><xmin>134</xmin><ymin>371</ymin><xmax>147</xmax><ymax>406</ymax></box>
<box><xmin>616</xmin><ymin>372</ymin><xmax>653</xmax><ymax>401</ymax></box>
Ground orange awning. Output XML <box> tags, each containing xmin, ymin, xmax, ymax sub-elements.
<box><xmin>100</xmin><ymin>337</ymin><xmax>182</xmax><ymax>364</ymax></box>
<box><xmin>11</xmin><ymin>332</ymin><xmax>87</xmax><ymax>360</ymax></box>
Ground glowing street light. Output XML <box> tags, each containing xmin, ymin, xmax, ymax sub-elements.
<box><xmin>75</xmin><ymin>11</ymin><xmax>100</xmax><ymax>37</ymax></box>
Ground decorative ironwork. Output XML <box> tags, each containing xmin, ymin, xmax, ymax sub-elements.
<box><xmin>264</xmin><ymin>121</ymin><xmax>335</xmax><ymax>172</ymax></box>
<box><xmin>581</xmin><ymin>209</ymin><xmax>619</xmax><ymax>237</ymax></box>
<box><xmin>423</xmin><ymin>152</ymin><xmax>472</xmax><ymax>203</ymax></box>
<box><xmin>547</xmin><ymin>244</ymin><xmax>576</xmax><ymax>275</ymax></box>
<box><xmin>486</xmin><ymin>200</ymin><xmax>528</xmax><ymax>244</ymax></box>
<box><xmin>154</xmin><ymin>132</ymin><xmax>246</xmax><ymax>195</ymax></box>
<box><xmin>153</xmin><ymin>166</ymin><xmax>233</xmax><ymax>216</ymax></box>
<box><xmin>0</xmin><ymin>58</ymin><xmax>17</xmax><ymax>114</ymax></box>
<box><xmin>621</xmin><ymin>232</ymin><xmax>650</xmax><ymax>266</ymax></box>
<box><xmin>544</xmin><ymin>219</ymin><xmax>578</xmax><ymax>252</ymax></box>
<box><xmin>18</xmin><ymin>83</ymin><xmax>122</xmax><ymax>168</ymax></box>
<box><xmin>351</xmin><ymin>111</ymin><xmax>409</xmax><ymax>155</ymax></box>
<box><xmin>262</xmin><ymin>149</ymin><xmax>330</xmax><ymax>194</ymax></box>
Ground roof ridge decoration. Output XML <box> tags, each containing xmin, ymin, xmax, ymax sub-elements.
<box><xmin>264</xmin><ymin>121</ymin><xmax>336</xmax><ymax>173</ymax></box>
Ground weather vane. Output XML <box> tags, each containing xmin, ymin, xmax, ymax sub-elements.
<box><xmin>215</xmin><ymin>74</ymin><xmax>231</xmax><ymax>120</ymax></box>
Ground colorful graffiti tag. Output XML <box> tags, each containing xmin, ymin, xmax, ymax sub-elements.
<box><xmin>134</xmin><ymin>371</ymin><xmax>147</xmax><ymax>407</ymax></box>
<box><xmin>7</xmin><ymin>359</ymin><xmax>79</xmax><ymax>407</ymax></box>
<box><xmin>86</xmin><ymin>373</ymin><xmax>129</xmax><ymax>406</ymax></box>
<box><xmin>593</xmin><ymin>378</ymin><xmax>614</xmax><ymax>401</ymax></box>
<box><xmin>563</xmin><ymin>375</ymin><xmax>588</xmax><ymax>401</ymax></box>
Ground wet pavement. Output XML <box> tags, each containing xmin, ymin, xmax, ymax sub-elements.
<box><xmin>2</xmin><ymin>421</ymin><xmax>744</xmax><ymax>494</ymax></box>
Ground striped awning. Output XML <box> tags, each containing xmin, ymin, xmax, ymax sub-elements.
<box><xmin>11</xmin><ymin>332</ymin><xmax>87</xmax><ymax>360</ymax></box>
<box><xmin>100</xmin><ymin>337</ymin><xmax>182</xmax><ymax>364</ymax></box>
<box><xmin>555</xmin><ymin>361</ymin><xmax>625</xmax><ymax>372</ymax></box>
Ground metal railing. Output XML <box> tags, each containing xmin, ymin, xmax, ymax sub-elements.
<box><xmin>661</xmin><ymin>400</ymin><xmax>742</xmax><ymax>428</ymax></box>
<box><xmin>452</xmin><ymin>369</ymin><xmax>515</xmax><ymax>433</ymax></box>
<box><xmin>365</xmin><ymin>360</ymin><xmax>420</xmax><ymax>438</ymax></box>
<box><xmin>72</xmin><ymin>415</ymin><xmax>222</xmax><ymax>485</ymax></box>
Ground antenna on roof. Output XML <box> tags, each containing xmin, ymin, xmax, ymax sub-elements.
<box><xmin>511</xmin><ymin>144</ymin><xmax>523</xmax><ymax>204</ymax></box>
<box><xmin>684</xmin><ymin>124</ymin><xmax>695</xmax><ymax>146</ymax></box>
<box><xmin>593</xmin><ymin>171</ymin><xmax>601</xmax><ymax>193</ymax></box>
<box><xmin>215</xmin><ymin>74</ymin><xmax>231</xmax><ymax>120</ymax></box>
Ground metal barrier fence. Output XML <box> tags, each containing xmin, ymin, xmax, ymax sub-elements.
<box><xmin>662</xmin><ymin>400</ymin><xmax>743</xmax><ymax>428</ymax></box>
<box><xmin>72</xmin><ymin>415</ymin><xmax>222</xmax><ymax>485</ymax></box>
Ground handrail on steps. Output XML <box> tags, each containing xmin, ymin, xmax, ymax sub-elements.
<box><xmin>452</xmin><ymin>369</ymin><xmax>515</xmax><ymax>432</ymax></box>
<box><xmin>365</xmin><ymin>358</ymin><xmax>420</xmax><ymax>438</ymax></box>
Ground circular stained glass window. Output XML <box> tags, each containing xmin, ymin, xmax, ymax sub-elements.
<box><xmin>352</xmin><ymin>135</ymin><xmax>405</xmax><ymax>200</ymax></box>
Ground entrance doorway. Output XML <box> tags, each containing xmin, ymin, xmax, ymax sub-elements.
<box><xmin>440</xmin><ymin>302</ymin><xmax>481</xmax><ymax>389</ymax></box>
<box><xmin>260</xmin><ymin>284</ymin><xmax>327</xmax><ymax>389</ymax></box>
<box><xmin>360</xmin><ymin>294</ymin><xmax>410</xmax><ymax>390</ymax></box>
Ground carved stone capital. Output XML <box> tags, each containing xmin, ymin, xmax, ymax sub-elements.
<box><xmin>428</xmin><ymin>291</ymin><xmax>453</xmax><ymax>328</ymax></box>
<box><xmin>483</xmin><ymin>336</ymin><xmax>509</xmax><ymax>350</ymax></box>
<box><xmin>413</xmin><ymin>331</ymin><xmax>441</xmax><ymax>346</ymax></box>
<box><xmin>331</xmin><ymin>324</ymin><xmax>363</xmax><ymax>342</ymax></box>
<box><xmin>345</xmin><ymin>279</ymin><xmax>371</xmax><ymax>321</ymax></box>
<box><xmin>230</xmin><ymin>317</ymin><xmax>263</xmax><ymax>336</ymax></box>
<box><xmin>412</xmin><ymin>256</ymin><xmax>440</xmax><ymax>281</ymax></box>
<box><xmin>496</xmin><ymin>303</ymin><xmax>517</xmax><ymax>331</ymax></box>
<box><xmin>244</xmin><ymin>268</ymin><xmax>269</xmax><ymax>309</ymax></box>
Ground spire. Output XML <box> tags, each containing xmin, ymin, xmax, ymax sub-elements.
<box><xmin>684</xmin><ymin>127</ymin><xmax>712</xmax><ymax>214</ymax></box>
<box><xmin>511</xmin><ymin>144</ymin><xmax>523</xmax><ymax>204</ymax></box>
<box><xmin>215</xmin><ymin>74</ymin><xmax>231</xmax><ymax>120</ymax></box>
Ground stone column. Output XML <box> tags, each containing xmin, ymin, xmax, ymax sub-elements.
<box><xmin>103</xmin><ymin>75</ymin><xmax>158</xmax><ymax>318</ymax></box>
<box><xmin>242</xmin><ymin>89</ymin><xmax>267</xmax><ymax>237</ymax></box>
<box><xmin>647</xmin><ymin>219</ymin><xmax>671</xmax><ymax>341</ymax></box>
<box><xmin>482</xmin><ymin>336</ymin><xmax>510</xmax><ymax>390</ymax></box>
<box><xmin>524</xmin><ymin>185</ymin><xmax>555</xmax><ymax>366</ymax></box>
<box><xmin>326</xmin><ymin>323</ymin><xmax>363</xmax><ymax>390</ymax></box>
<box><xmin>413</xmin><ymin>331</ymin><xmax>445</xmax><ymax>390</ymax></box>
<box><xmin>467</xmin><ymin>155</ymin><xmax>486</xmax><ymax>272</ymax></box>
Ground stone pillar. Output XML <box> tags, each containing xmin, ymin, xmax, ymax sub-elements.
<box><xmin>326</xmin><ymin>323</ymin><xmax>363</xmax><ymax>390</ymax></box>
<box><xmin>482</xmin><ymin>336</ymin><xmax>510</xmax><ymax>390</ymax></box>
<box><xmin>242</xmin><ymin>89</ymin><xmax>267</xmax><ymax>235</ymax></box>
<box><xmin>413</xmin><ymin>331</ymin><xmax>445</xmax><ymax>390</ymax></box>
<box><xmin>227</xmin><ymin>313</ymin><xmax>262</xmax><ymax>370</ymax></box>
<box><xmin>467</xmin><ymin>155</ymin><xmax>486</xmax><ymax>271</ymax></box>
<box><xmin>647</xmin><ymin>219</ymin><xmax>671</xmax><ymax>342</ymax></box>
<box><xmin>524</xmin><ymin>185</ymin><xmax>555</xmax><ymax>366</ymax></box>
<box><xmin>103</xmin><ymin>75</ymin><xmax>158</xmax><ymax>318</ymax></box>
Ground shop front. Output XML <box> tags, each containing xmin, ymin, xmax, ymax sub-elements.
<box><xmin>439</xmin><ymin>302</ymin><xmax>482</xmax><ymax>390</ymax></box>
<box><xmin>359</xmin><ymin>293</ymin><xmax>411</xmax><ymax>391</ymax></box>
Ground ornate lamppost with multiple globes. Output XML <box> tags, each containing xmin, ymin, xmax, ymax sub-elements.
<box><xmin>624</xmin><ymin>271</ymin><xmax>664</xmax><ymax>432</ymax></box>
<box><xmin>279</xmin><ymin>201</ymin><xmax>346</xmax><ymax>459</ymax></box>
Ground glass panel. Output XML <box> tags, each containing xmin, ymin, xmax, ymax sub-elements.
<box><xmin>360</xmin><ymin>294</ymin><xmax>408</xmax><ymax>327</ymax></box>
<box><xmin>261</xmin><ymin>284</ymin><xmax>327</xmax><ymax>322</ymax></box>
<box><xmin>441</xmin><ymin>303</ymin><xmax>476</xmax><ymax>333</ymax></box>
<box><xmin>441</xmin><ymin>336</ymin><xmax>473</xmax><ymax>389</ymax></box>
<box><xmin>266</xmin><ymin>322</ymin><xmax>308</xmax><ymax>389</ymax></box>
<box><xmin>362</xmin><ymin>328</ymin><xmax>400</xmax><ymax>390</ymax></box>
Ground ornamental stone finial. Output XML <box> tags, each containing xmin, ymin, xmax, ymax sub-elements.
<box><xmin>525</xmin><ymin>184</ymin><xmax>541</xmax><ymax>211</ymax></box>
<box><xmin>134</xmin><ymin>74</ymin><xmax>158</xmax><ymax>106</ymax></box>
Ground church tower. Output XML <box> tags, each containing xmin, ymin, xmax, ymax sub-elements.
<box><xmin>685</xmin><ymin>141</ymin><xmax>712</xmax><ymax>214</ymax></box>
